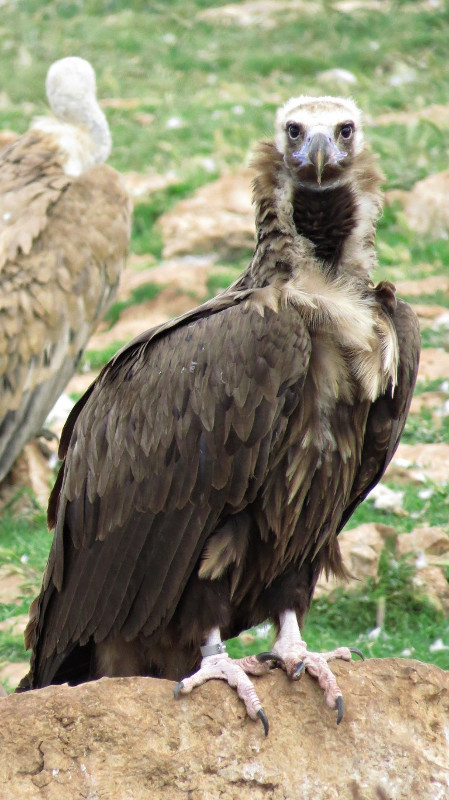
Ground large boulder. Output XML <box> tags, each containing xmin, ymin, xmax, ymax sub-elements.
<box><xmin>388</xmin><ymin>169</ymin><xmax>449</xmax><ymax>239</ymax></box>
<box><xmin>158</xmin><ymin>169</ymin><xmax>255</xmax><ymax>258</ymax></box>
<box><xmin>1</xmin><ymin>660</ymin><xmax>448</xmax><ymax>799</ymax></box>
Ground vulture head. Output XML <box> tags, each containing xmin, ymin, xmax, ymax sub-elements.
<box><xmin>274</xmin><ymin>95</ymin><xmax>364</xmax><ymax>187</ymax></box>
<box><xmin>33</xmin><ymin>56</ymin><xmax>111</xmax><ymax>175</ymax></box>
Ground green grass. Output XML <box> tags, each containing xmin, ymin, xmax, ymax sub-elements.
<box><xmin>104</xmin><ymin>281</ymin><xmax>165</xmax><ymax>327</ymax></box>
<box><xmin>402</xmin><ymin>410</ymin><xmax>449</xmax><ymax>445</ymax></box>
<box><xmin>206</xmin><ymin>264</ymin><xmax>247</xmax><ymax>298</ymax></box>
<box><xmin>305</xmin><ymin>549</ymin><xmax>449</xmax><ymax>670</ymax></box>
<box><xmin>349</xmin><ymin>481</ymin><xmax>449</xmax><ymax>534</ymax></box>
<box><xmin>0</xmin><ymin>510</ymin><xmax>50</xmax><ymax>667</ymax></box>
<box><xmin>414</xmin><ymin>378</ymin><xmax>449</xmax><ymax>396</ymax></box>
<box><xmin>82</xmin><ymin>341</ymin><xmax>128</xmax><ymax>371</ymax></box>
<box><xmin>1</xmin><ymin>0</ymin><xmax>449</xmax><ymax>689</ymax></box>
<box><xmin>228</xmin><ymin>550</ymin><xmax>449</xmax><ymax>670</ymax></box>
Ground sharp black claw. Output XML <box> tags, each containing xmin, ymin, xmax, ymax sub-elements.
<box><xmin>292</xmin><ymin>660</ymin><xmax>305</xmax><ymax>679</ymax></box>
<box><xmin>336</xmin><ymin>695</ymin><xmax>344</xmax><ymax>725</ymax></box>
<box><xmin>173</xmin><ymin>681</ymin><xmax>184</xmax><ymax>699</ymax></box>
<box><xmin>257</xmin><ymin>708</ymin><xmax>269</xmax><ymax>736</ymax></box>
<box><xmin>256</xmin><ymin>651</ymin><xmax>283</xmax><ymax>667</ymax></box>
<box><xmin>349</xmin><ymin>647</ymin><xmax>365</xmax><ymax>661</ymax></box>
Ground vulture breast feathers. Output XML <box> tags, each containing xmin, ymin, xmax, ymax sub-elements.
<box><xmin>0</xmin><ymin>56</ymin><xmax>131</xmax><ymax>482</ymax></box>
<box><xmin>20</xmin><ymin>95</ymin><xmax>419</xmax><ymax>731</ymax></box>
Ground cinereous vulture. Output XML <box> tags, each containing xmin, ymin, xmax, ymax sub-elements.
<box><xmin>0</xmin><ymin>56</ymin><xmax>131</xmax><ymax>482</ymax></box>
<box><xmin>18</xmin><ymin>95</ymin><xmax>420</xmax><ymax>735</ymax></box>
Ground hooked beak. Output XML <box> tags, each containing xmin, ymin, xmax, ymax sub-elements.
<box><xmin>292</xmin><ymin>131</ymin><xmax>347</xmax><ymax>185</ymax></box>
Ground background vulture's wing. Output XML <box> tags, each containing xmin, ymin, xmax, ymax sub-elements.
<box><xmin>0</xmin><ymin>131</ymin><xmax>131</xmax><ymax>481</ymax></box>
<box><xmin>29</xmin><ymin>297</ymin><xmax>311</xmax><ymax>686</ymax></box>
<box><xmin>338</xmin><ymin>296</ymin><xmax>420</xmax><ymax>532</ymax></box>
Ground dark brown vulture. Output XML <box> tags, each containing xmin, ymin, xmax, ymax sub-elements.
<box><xmin>0</xmin><ymin>56</ymin><xmax>131</xmax><ymax>482</ymax></box>
<box><xmin>18</xmin><ymin>95</ymin><xmax>420</xmax><ymax>734</ymax></box>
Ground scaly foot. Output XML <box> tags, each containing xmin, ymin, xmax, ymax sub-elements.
<box><xmin>174</xmin><ymin>650</ymin><xmax>271</xmax><ymax>735</ymax></box>
<box><xmin>259</xmin><ymin>610</ymin><xmax>364</xmax><ymax>724</ymax></box>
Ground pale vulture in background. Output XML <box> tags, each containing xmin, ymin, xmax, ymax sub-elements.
<box><xmin>0</xmin><ymin>56</ymin><xmax>132</xmax><ymax>483</ymax></box>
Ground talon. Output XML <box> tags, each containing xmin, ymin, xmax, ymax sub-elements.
<box><xmin>292</xmin><ymin>660</ymin><xmax>305</xmax><ymax>679</ymax></box>
<box><xmin>349</xmin><ymin>647</ymin><xmax>365</xmax><ymax>661</ymax></box>
<box><xmin>257</xmin><ymin>707</ymin><xmax>269</xmax><ymax>736</ymax></box>
<box><xmin>173</xmin><ymin>681</ymin><xmax>184</xmax><ymax>699</ymax></box>
<box><xmin>335</xmin><ymin>695</ymin><xmax>344</xmax><ymax>725</ymax></box>
<box><xmin>256</xmin><ymin>651</ymin><xmax>284</xmax><ymax>667</ymax></box>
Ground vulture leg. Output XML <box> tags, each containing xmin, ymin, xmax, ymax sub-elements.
<box><xmin>266</xmin><ymin>610</ymin><xmax>363</xmax><ymax>724</ymax></box>
<box><xmin>174</xmin><ymin>628</ymin><xmax>271</xmax><ymax>735</ymax></box>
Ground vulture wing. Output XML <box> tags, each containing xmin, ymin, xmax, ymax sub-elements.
<box><xmin>337</xmin><ymin>293</ymin><xmax>420</xmax><ymax>534</ymax></box>
<box><xmin>0</xmin><ymin>131</ymin><xmax>131</xmax><ymax>480</ymax></box>
<box><xmin>29</xmin><ymin>292</ymin><xmax>312</xmax><ymax>686</ymax></box>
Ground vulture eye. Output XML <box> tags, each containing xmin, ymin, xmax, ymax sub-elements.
<box><xmin>287</xmin><ymin>123</ymin><xmax>302</xmax><ymax>140</ymax></box>
<box><xmin>340</xmin><ymin>123</ymin><xmax>354</xmax><ymax>140</ymax></box>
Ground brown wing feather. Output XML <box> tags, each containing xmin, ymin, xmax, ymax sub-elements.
<box><xmin>0</xmin><ymin>134</ymin><xmax>131</xmax><ymax>480</ymax></box>
<box><xmin>336</xmin><ymin>293</ymin><xmax>420</xmax><ymax>535</ymax></box>
<box><xmin>0</xmin><ymin>131</ymin><xmax>69</xmax><ymax>268</ymax></box>
<box><xmin>28</xmin><ymin>296</ymin><xmax>311</xmax><ymax>686</ymax></box>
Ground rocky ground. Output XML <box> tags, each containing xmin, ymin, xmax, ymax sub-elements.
<box><xmin>1</xmin><ymin>661</ymin><xmax>448</xmax><ymax>799</ymax></box>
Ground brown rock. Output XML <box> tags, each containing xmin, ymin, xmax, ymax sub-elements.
<box><xmin>0</xmin><ymin>129</ymin><xmax>18</xmax><ymax>149</ymax></box>
<box><xmin>124</xmin><ymin>255</ymin><xmax>214</xmax><ymax>297</ymax></box>
<box><xmin>314</xmin><ymin>522</ymin><xmax>395</xmax><ymax>598</ymax></box>
<box><xmin>197</xmin><ymin>0</ymin><xmax>318</xmax><ymax>29</ymax></box>
<box><xmin>395</xmin><ymin>275</ymin><xmax>449</xmax><ymax>297</ymax></box>
<box><xmin>317</xmin><ymin>523</ymin><xmax>449</xmax><ymax>614</ymax></box>
<box><xmin>1</xmin><ymin>664</ymin><xmax>448</xmax><ymax>799</ymax></box>
<box><xmin>0</xmin><ymin>440</ymin><xmax>53</xmax><ymax>512</ymax></box>
<box><xmin>387</xmin><ymin>442</ymin><xmax>449</xmax><ymax>484</ymax></box>
<box><xmin>390</xmin><ymin>169</ymin><xmax>449</xmax><ymax>239</ymax></box>
<box><xmin>0</xmin><ymin>661</ymin><xmax>29</xmax><ymax>692</ymax></box>
<box><xmin>412</xmin><ymin>303</ymin><xmax>449</xmax><ymax>327</ymax></box>
<box><xmin>417</xmin><ymin>348</ymin><xmax>449</xmax><ymax>382</ymax></box>
<box><xmin>413</xmin><ymin>566</ymin><xmax>449</xmax><ymax>615</ymax></box>
<box><xmin>122</xmin><ymin>170</ymin><xmax>178</xmax><ymax>200</ymax></box>
<box><xmin>410</xmin><ymin>390</ymin><xmax>449</xmax><ymax>415</ymax></box>
<box><xmin>0</xmin><ymin>567</ymin><xmax>27</xmax><ymax>604</ymax></box>
<box><xmin>158</xmin><ymin>169</ymin><xmax>256</xmax><ymax>258</ymax></box>
<box><xmin>396</xmin><ymin>526</ymin><xmax>449</xmax><ymax>613</ymax></box>
<box><xmin>375</xmin><ymin>102</ymin><xmax>449</xmax><ymax>127</ymax></box>
<box><xmin>0</xmin><ymin>614</ymin><xmax>28</xmax><ymax>637</ymax></box>
<box><xmin>396</xmin><ymin>526</ymin><xmax>449</xmax><ymax>559</ymax></box>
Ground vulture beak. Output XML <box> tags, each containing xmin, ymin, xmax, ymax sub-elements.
<box><xmin>293</xmin><ymin>130</ymin><xmax>347</xmax><ymax>185</ymax></box>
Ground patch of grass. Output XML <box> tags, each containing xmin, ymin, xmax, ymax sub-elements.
<box><xmin>0</xmin><ymin>631</ymin><xmax>28</xmax><ymax>664</ymax></box>
<box><xmin>376</xmin><ymin>204</ymin><xmax>449</xmax><ymax>282</ymax></box>
<box><xmin>104</xmin><ymin>282</ymin><xmax>165</xmax><ymax>327</ymax></box>
<box><xmin>131</xmin><ymin>178</ymin><xmax>221</xmax><ymax>257</ymax></box>
<box><xmin>228</xmin><ymin>551</ymin><xmax>449</xmax><ymax>670</ymax></box>
<box><xmin>401</xmin><ymin>409</ymin><xmax>449</xmax><ymax>445</ymax></box>
<box><xmin>82</xmin><ymin>341</ymin><xmax>128</xmax><ymax>371</ymax></box>
<box><xmin>420</xmin><ymin>327</ymin><xmax>449</xmax><ymax>350</ymax></box>
<box><xmin>131</xmin><ymin>204</ymin><xmax>164</xmax><ymax>259</ymax></box>
<box><xmin>0</xmin><ymin>508</ymin><xmax>50</xmax><ymax>573</ymax></box>
<box><xmin>349</xmin><ymin>480</ymin><xmax>449</xmax><ymax>534</ymax></box>
<box><xmin>306</xmin><ymin>549</ymin><xmax>449</xmax><ymax>670</ymax></box>
<box><xmin>0</xmin><ymin>510</ymin><xmax>50</xmax><ymax>658</ymax></box>
<box><xmin>414</xmin><ymin>378</ymin><xmax>449</xmax><ymax>396</ymax></box>
<box><xmin>370</xmin><ymin>120</ymin><xmax>449</xmax><ymax>190</ymax></box>
<box><xmin>206</xmin><ymin>265</ymin><xmax>245</xmax><ymax>298</ymax></box>
<box><xmin>400</xmin><ymin>290</ymin><xmax>449</xmax><ymax>308</ymax></box>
